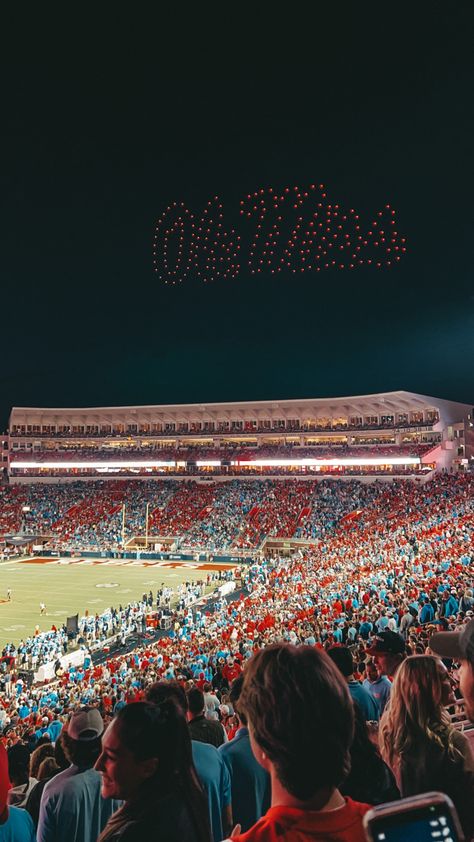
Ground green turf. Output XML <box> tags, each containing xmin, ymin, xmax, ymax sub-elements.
<box><xmin>0</xmin><ymin>558</ymin><xmax>227</xmax><ymax>649</ymax></box>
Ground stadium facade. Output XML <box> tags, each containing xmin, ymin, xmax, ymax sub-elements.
<box><xmin>4</xmin><ymin>390</ymin><xmax>473</xmax><ymax>482</ymax></box>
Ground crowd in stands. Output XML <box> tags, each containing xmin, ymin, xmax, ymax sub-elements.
<box><xmin>0</xmin><ymin>474</ymin><xmax>444</xmax><ymax>555</ymax></box>
<box><xmin>0</xmin><ymin>474</ymin><xmax>472</xmax><ymax>837</ymax></box>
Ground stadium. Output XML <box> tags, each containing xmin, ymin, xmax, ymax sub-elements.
<box><xmin>0</xmin><ymin>389</ymin><xmax>472</xmax><ymax>639</ymax></box>
<box><xmin>1</xmin><ymin>392</ymin><xmax>474</xmax><ymax>837</ymax></box>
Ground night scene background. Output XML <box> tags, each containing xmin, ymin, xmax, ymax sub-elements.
<box><xmin>1</xmin><ymin>5</ymin><xmax>473</xmax><ymax>427</ymax></box>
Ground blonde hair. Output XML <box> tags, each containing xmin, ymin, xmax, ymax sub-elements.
<box><xmin>379</xmin><ymin>655</ymin><xmax>460</xmax><ymax>775</ymax></box>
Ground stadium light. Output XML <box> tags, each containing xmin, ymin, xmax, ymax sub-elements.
<box><xmin>9</xmin><ymin>456</ymin><xmax>421</xmax><ymax>470</ymax></box>
<box><xmin>230</xmin><ymin>457</ymin><xmax>421</xmax><ymax>467</ymax></box>
<box><xmin>10</xmin><ymin>460</ymin><xmax>177</xmax><ymax>470</ymax></box>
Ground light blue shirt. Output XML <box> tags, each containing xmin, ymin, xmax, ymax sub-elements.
<box><xmin>348</xmin><ymin>681</ymin><xmax>380</xmax><ymax>721</ymax></box>
<box><xmin>0</xmin><ymin>806</ymin><xmax>35</xmax><ymax>842</ymax></box>
<box><xmin>37</xmin><ymin>765</ymin><xmax>120</xmax><ymax>842</ymax></box>
<box><xmin>363</xmin><ymin>675</ymin><xmax>392</xmax><ymax>715</ymax></box>
<box><xmin>219</xmin><ymin>727</ymin><xmax>271</xmax><ymax>833</ymax></box>
<box><xmin>192</xmin><ymin>741</ymin><xmax>231</xmax><ymax>842</ymax></box>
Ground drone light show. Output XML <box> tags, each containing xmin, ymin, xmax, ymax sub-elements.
<box><xmin>153</xmin><ymin>183</ymin><xmax>407</xmax><ymax>284</ymax></box>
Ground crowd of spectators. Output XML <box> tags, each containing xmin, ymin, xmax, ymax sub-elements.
<box><xmin>0</xmin><ymin>474</ymin><xmax>445</xmax><ymax>555</ymax></box>
<box><xmin>0</xmin><ymin>473</ymin><xmax>472</xmax><ymax>838</ymax></box>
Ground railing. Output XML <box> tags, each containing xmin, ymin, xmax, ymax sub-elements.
<box><xmin>8</xmin><ymin>419</ymin><xmax>439</xmax><ymax>438</ymax></box>
<box><xmin>448</xmin><ymin>698</ymin><xmax>474</xmax><ymax>731</ymax></box>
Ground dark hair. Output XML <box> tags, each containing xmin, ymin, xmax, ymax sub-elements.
<box><xmin>99</xmin><ymin>701</ymin><xmax>210</xmax><ymax>842</ymax></box>
<box><xmin>187</xmin><ymin>687</ymin><xmax>205</xmax><ymax>716</ymax></box>
<box><xmin>7</xmin><ymin>743</ymin><xmax>30</xmax><ymax>786</ymax></box>
<box><xmin>54</xmin><ymin>732</ymin><xmax>69</xmax><ymax>771</ymax></box>
<box><xmin>229</xmin><ymin>675</ymin><xmax>247</xmax><ymax>725</ymax></box>
<box><xmin>61</xmin><ymin>730</ymin><xmax>102</xmax><ymax>769</ymax></box>
<box><xmin>240</xmin><ymin>644</ymin><xmax>354</xmax><ymax>801</ymax></box>
<box><xmin>146</xmin><ymin>680</ymin><xmax>188</xmax><ymax>714</ymax></box>
<box><xmin>327</xmin><ymin>646</ymin><xmax>354</xmax><ymax>678</ymax></box>
<box><xmin>341</xmin><ymin>702</ymin><xmax>400</xmax><ymax>805</ymax></box>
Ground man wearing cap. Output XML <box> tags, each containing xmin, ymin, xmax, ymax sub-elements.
<box><xmin>430</xmin><ymin>619</ymin><xmax>474</xmax><ymax>722</ymax></box>
<box><xmin>364</xmin><ymin>630</ymin><xmax>406</xmax><ymax>681</ymax></box>
<box><xmin>37</xmin><ymin>706</ymin><xmax>120</xmax><ymax>842</ymax></box>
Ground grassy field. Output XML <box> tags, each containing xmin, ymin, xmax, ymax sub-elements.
<box><xmin>0</xmin><ymin>557</ymin><xmax>233</xmax><ymax>649</ymax></box>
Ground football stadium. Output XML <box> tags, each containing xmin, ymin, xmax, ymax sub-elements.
<box><xmin>0</xmin><ymin>390</ymin><xmax>472</xmax><ymax>646</ymax></box>
<box><xmin>3</xmin><ymin>9</ymin><xmax>474</xmax><ymax>838</ymax></box>
<box><xmin>1</xmin><ymin>390</ymin><xmax>474</xmax><ymax>838</ymax></box>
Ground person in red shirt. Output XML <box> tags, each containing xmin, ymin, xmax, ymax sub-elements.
<box><xmin>222</xmin><ymin>657</ymin><xmax>242</xmax><ymax>686</ymax></box>
<box><xmin>229</xmin><ymin>644</ymin><xmax>370</xmax><ymax>842</ymax></box>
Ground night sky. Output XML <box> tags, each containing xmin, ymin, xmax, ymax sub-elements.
<box><xmin>2</xmin><ymin>7</ymin><xmax>473</xmax><ymax>427</ymax></box>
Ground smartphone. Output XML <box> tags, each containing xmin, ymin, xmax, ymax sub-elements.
<box><xmin>363</xmin><ymin>792</ymin><xmax>464</xmax><ymax>842</ymax></box>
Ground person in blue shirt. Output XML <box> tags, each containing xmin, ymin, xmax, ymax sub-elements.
<box><xmin>419</xmin><ymin>598</ymin><xmax>435</xmax><ymax>625</ymax></box>
<box><xmin>441</xmin><ymin>592</ymin><xmax>459</xmax><ymax>618</ymax></box>
<box><xmin>45</xmin><ymin>712</ymin><xmax>63</xmax><ymax>744</ymax></box>
<box><xmin>362</xmin><ymin>661</ymin><xmax>392</xmax><ymax>715</ymax></box>
<box><xmin>328</xmin><ymin>646</ymin><xmax>380</xmax><ymax>722</ymax></box>
<box><xmin>332</xmin><ymin>624</ymin><xmax>343</xmax><ymax>644</ymax></box>
<box><xmin>359</xmin><ymin>619</ymin><xmax>373</xmax><ymax>640</ymax></box>
<box><xmin>219</xmin><ymin>675</ymin><xmax>270</xmax><ymax>833</ymax></box>
<box><xmin>375</xmin><ymin>611</ymin><xmax>390</xmax><ymax>633</ymax></box>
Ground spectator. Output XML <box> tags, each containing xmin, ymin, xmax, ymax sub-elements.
<box><xmin>340</xmin><ymin>702</ymin><xmax>400</xmax><ymax>805</ymax></box>
<box><xmin>460</xmin><ymin>590</ymin><xmax>474</xmax><ymax>614</ymax></box>
<box><xmin>96</xmin><ymin>700</ymin><xmax>211</xmax><ymax>842</ymax></box>
<box><xmin>187</xmin><ymin>688</ymin><xmax>226</xmax><ymax>748</ymax></box>
<box><xmin>203</xmin><ymin>683</ymin><xmax>221</xmax><ymax>721</ymax></box>
<box><xmin>0</xmin><ymin>743</ymin><xmax>35</xmax><ymax>841</ymax></box>
<box><xmin>430</xmin><ymin>618</ymin><xmax>474</xmax><ymax>721</ymax></box>
<box><xmin>147</xmin><ymin>680</ymin><xmax>232</xmax><ymax>842</ymax></box>
<box><xmin>327</xmin><ymin>647</ymin><xmax>380</xmax><ymax>722</ymax></box>
<box><xmin>364</xmin><ymin>631</ymin><xmax>406</xmax><ymax>680</ymax></box>
<box><xmin>419</xmin><ymin>598</ymin><xmax>435</xmax><ymax>625</ymax></box>
<box><xmin>37</xmin><ymin>706</ymin><xmax>119</xmax><ymax>842</ymax></box>
<box><xmin>25</xmin><ymin>733</ymin><xmax>69</xmax><ymax>830</ymax></box>
<box><xmin>219</xmin><ymin>675</ymin><xmax>270</xmax><ymax>833</ymax></box>
<box><xmin>399</xmin><ymin>606</ymin><xmax>416</xmax><ymax>638</ymax></box>
<box><xmin>29</xmin><ymin>742</ymin><xmax>54</xmax><ymax>780</ymax></box>
<box><xmin>379</xmin><ymin>655</ymin><xmax>474</xmax><ymax>839</ymax></box>
<box><xmin>7</xmin><ymin>744</ymin><xmax>37</xmax><ymax>808</ymax></box>
<box><xmin>231</xmin><ymin>644</ymin><xmax>370</xmax><ymax>842</ymax></box>
<box><xmin>362</xmin><ymin>661</ymin><xmax>391</xmax><ymax>715</ymax></box>
<box><xmin>37</xmin><ymin>756</ymin><xmax>59</xmax><ymax>781</ymax></box>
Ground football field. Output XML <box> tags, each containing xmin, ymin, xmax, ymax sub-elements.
<box><xmin>0</xmin><ymin>556</ymin><xmax>234</xmax><ymax>649</ymax></box>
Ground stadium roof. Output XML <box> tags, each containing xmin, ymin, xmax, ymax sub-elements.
<box><xmin>9</xmin><ymin>391</ymin><xmax>471</xmax><ymax>427</ymax></box>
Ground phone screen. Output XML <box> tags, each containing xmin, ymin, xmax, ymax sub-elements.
<box><xmin>368</xmin><ymin>802</ymin><xmax>460</xmax><ymax>842</ymax></box>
